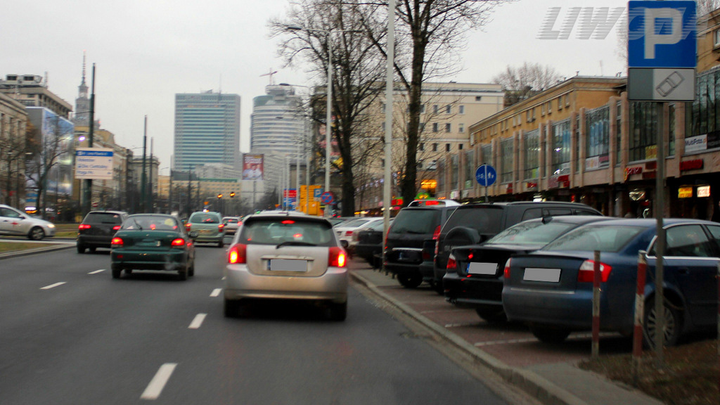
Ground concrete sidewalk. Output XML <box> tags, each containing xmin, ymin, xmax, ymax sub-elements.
<box><xmin>349</xmin><ymin>261</ymin><xmax>663</xmax><ymax>405</ymax></box>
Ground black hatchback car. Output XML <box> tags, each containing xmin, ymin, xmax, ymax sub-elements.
<box><xmin>77</xmin><ymin>210</ymin><xmax>128</xmax><ymax>253</ymax></box>
<box><xmin>384</xmin><ymin>204</ymin><xmax>459</xmax><ymax>288</ymax></box>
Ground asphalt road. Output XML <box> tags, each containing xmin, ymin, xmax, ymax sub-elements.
<box><xmin>0</xmin><ymin>245</ymin><xmax>510</xmax><ymax>405</ymax></box>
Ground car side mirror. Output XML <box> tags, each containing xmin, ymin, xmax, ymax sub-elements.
<box><xmin>188</xmin><ymin>231</ymin><xmax>199</xmax><ymax>239</ymax></box>
<box><xmin>19</xmin><ymin>215</ymin><xmax>26</xmax><ymax>220</ymax></box>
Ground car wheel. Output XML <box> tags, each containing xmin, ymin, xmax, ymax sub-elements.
<box><xmin>188</xmin><ymin>260</ymin><xmax>195</xmax><ymax>277</ymax></box>
<box><xmin>28</xmin><ymin>227</ymin><xmax>45</xmax><ymax>241</ymax></box>
<box><xmin>530</xmin><ymin>325</ymin><xmax>571</xmax><ymax>344</ymax></box>
<box><xmin>111</xmin><ymin>265</ymin><xmax>122</xmax><ymax>279</ymax></box>
<box><xmin>328</xmin><ymin>301</ymin><xmax>347</xmax><ymax>321</ymax></box>
<box><xmin>643</xmin><ymin>296</ymin><xmax>682</xmax><ymax>348</ymax></box>
<box><xmin>218</xmin><ymin>240</ymin><xmax>224</xmax><ymax>248</ymax></box>
<box><xmin>432</xmin><ymin>278</ymin><xmax>444</xmax><ymax>295</ymax></box>
<box><xmin>475</xmin><ymin>307</ymin><xmax>507</xmax><ymax>323</ymax></box>
<box><xmin>88</xmin><ymin>247</ymin><xmax>96</xmax><ymax>253</ymax></box>
<box><xmin>77</xmin><ymin>245</ymin><xmax>86</xmax><ymax>254</ymax></box>
<box><xmin>397</xmin><ymin>273</ymin><xmax>423</xmax><ymax>288</ymax></box>
<box><xmin>178</xmin><ymin>268</ymin><xmax>188</xmax><ymax>281</ymax></box>
<box><xmin>125</xmin><ymin>269</ymin><xmax>133</xmax><ymax>275</ymax></box>
<box><xmin>224</xmin><ymin>298</ymin><xmax>242</xmax><ymax>318</ymax></box>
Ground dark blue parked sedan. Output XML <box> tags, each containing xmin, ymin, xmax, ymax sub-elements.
<box><xmin>502</xmin><ymin>218</ymin><xmax>719</xmax><ymax>346</ymax></box>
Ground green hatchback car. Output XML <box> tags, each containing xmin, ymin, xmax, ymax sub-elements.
<box><xmin>110</xmin><ymin>214</ymin><xmax>196</xmax><ymax>280</ymax></box>
<box><xmin>186</xmin><ymin>211</ymin><xmax>225</xmax><ymax>247</ymax></box>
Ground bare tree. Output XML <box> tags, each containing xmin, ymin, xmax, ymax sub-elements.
<box><xmin>364</xmin><ymin>0</ymin><xmax>508</xmax><ymax>207</ymax></box>
<box><xmin>0</xmin><ymin>125</ymin><xmax>29</xmax><ymax>208</ymax></box>
<box><xmin>271</xmin><ymin>0</ymin><xmax>387</xmax><ymax>216</ymax></box>
<box><xmin>698</xmin><ymin>0</ymin><xmax>720</xmax><ymax>16</ymax></box>
<box><xmin>492</xmin><ymin>62</ymin><xmax>563</xmax><ymax>106</ymax></box>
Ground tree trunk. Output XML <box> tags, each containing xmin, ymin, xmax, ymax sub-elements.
<box><xmin>402</xmin><ymin>36</ymin><xmax>427</xmax><ymax>208</ymax></box>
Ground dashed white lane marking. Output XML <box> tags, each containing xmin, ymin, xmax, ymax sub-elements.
<box><xmin>210</xmin><ymin>288</ymin><xmax>222</xmax><ymax>297</ymax></box>
<box><xmin>221</xmin><ymin>276</ymin><xmax>226</xmax><ymax>280</ymax></box>
<box><xmin>40</xmin><ymin>282</ymin><xmax>66</xmax><ymax>290</ymax></box>
<box><xmin>88</xmin><ymin>269</ymin><xmax>105</xmax><ymax>274</ymax></box>
<box><xmin>188</xmin><ymin>313</ymin><xmax>207</xmax><ymax>329</ymax></box>
<box><xmin>141</xmin><ymin>363</ymin><xmax>177</xmax><ymax>400</ymax></box>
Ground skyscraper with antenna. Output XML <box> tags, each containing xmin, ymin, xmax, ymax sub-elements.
<box><xmin>74</xmin><ymin>52</ymin><xmax>90</xmax><ymax>126</ymax></box>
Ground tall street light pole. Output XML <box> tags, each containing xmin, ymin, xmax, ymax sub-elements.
<box><xmin>383</xmin><ymin>0</ymin><xmax>396</xmax><ymax>239</ymax></box>
<box><xmin>141</xmin><ymin>116</ymin><xmax>147</xmax><ymax>212</ymax></box>
<box><xmin>325</xmin><ymin>35</ymin><xmax>332</xmax><ymax>216</ymax></box>
<box><xmin>83</xmin><ymin>64</ymin><xmax>96</xmax><ymax>215</ymax></box>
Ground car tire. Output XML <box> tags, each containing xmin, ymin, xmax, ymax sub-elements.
<box><xmin>77</xmin><ymin>245</ymin><xmax>86</xmax><ymax>254</ymax></box>
<box><xmin>530</xmin><ymin>325</ymin><xmax>571</xmax><ymax>344</ymax></box>
<box><xmin>28</xmin><ymin>227</ymin><xmax>45</xmax><ymax>241</ymax></box>
<box><xmin>218</xmin><ymin>240</ymin><xmax>224</xmax><ymax>248</ymax></box>
<box><xmin>125</xmin><ymin>269</ymin><xmax>133</xmax><ymax>275</ymax></box>
<box><xmin>643</xmin><ymin>296</ymin><xmax>682</xmax><ymax>348</ymax></box>
<box><xmin>111</xmin><ymin>265</ymin><xmax>122</xmax><ymax>279</ymax></box>
<box><xmin>178</xmin><ymin>268</ymin><xmax>188</xmax><ymax>281</ymax></box>
<box><xmin>397</xmin><ymin>273</ymin><xmax>423</xmax><ymax>288</ymax></box>
<box><xmin>188</xmin><ymin>261</ymin><xmax>195</xmax><ymax>277</ymax></box>
<box><xmin>475</xmin><ymin>307</ymin><xmax>507</xmax><ymax>323</ymax></box>
<box><xmin>432</xmin><ymin>278</ymin><xmax>444</xmax><ymax>295</ymax></box>
<box><xmin>88</xmin><ymin>247</ymin><xmax>96</xmax><ymax>253</ymax></box>
<box><xmin>224</xmin><ymin>298</ymin><xmax>242</xmax><ymax>318</ymax></box>
<box><xmin>328</xmin><ymin>301</ymin><xmax>347</xmax><ymax>321</ymax></box>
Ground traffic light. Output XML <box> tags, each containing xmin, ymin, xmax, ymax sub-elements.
<box><xmin>230</xmin><ymin>192</ymin><xmax>235</xmax><ymax>198</ymax></box>
<box><xmin>217</xmin><ymin>193</ymin><xmax>223</xmax><ymax>199</ymax></box>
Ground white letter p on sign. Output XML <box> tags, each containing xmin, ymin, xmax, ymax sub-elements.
<box><xmin>644</xmin><ymin>8</ymin><xmax>683</xmax><ymax>59</ymax></box>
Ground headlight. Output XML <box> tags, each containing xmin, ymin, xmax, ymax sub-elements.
<box><xmin>47</xmin><ymin>224</ymin><xmax>55</xmax><ymax>228</ymax></box>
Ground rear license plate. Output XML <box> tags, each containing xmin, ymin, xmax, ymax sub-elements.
<box><xmin>269</xmin><ymin>259</ymin><xmax>307</xmax><ymax>272</ymax></box>
<box><xmin>200</xmin><ymin>229</ymin><xmax>212</xmax><ymax>234</ymax></box>
<box><xmin>468</xmin><ymin>262</ymin><xmax>497</xmax><ymax>275</ymax></box>
<box><xmin>523</xmin><ymin>268</ymin><xmax>561</xmax><ymax>282</ymax></box>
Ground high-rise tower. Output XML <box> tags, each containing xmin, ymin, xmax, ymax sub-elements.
<box><xmin>74</xmin><ymin>52</ymin><xmax>90</xmax><ymax>126</ymax></box>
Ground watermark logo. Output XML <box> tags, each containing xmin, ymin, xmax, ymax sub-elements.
<box><xmin>538</xmin><ymin>7</ymin><xmax>626</xmax><ymax>40</ymax></box>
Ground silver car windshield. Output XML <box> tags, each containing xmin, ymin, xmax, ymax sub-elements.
<box><xmin>239</xmin><ymin>219</ymin><xmax>335</xmax><ymax>247</ymax></box>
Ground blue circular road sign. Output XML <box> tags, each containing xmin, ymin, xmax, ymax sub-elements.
<box><xmin>475</xmin><ymin>164</ymin><xmax>497</xmax><ymax>187</ymax></box>
<box><xmin>321</xmin><ymin>191</ymin><xmax>334</xmax><ymax>205</ymax></box>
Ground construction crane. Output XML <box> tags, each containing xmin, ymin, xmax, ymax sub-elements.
<box><xmin>260</xmin><ymin>68</ymin><xmax>278</xmax><ymax>85</ymax></box>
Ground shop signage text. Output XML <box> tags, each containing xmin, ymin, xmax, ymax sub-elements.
<box><xmin>679</xmin><ymin>158</ymin><xmax>703</xmax><ymax>171</ymax></box>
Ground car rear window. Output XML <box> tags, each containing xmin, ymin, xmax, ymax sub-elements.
<box><xmin>190</xmin><ymin>213</ymin><xmax>219</xmax><ymax>223</ymax></box>
<box><xmin>487</xmin><ymin>221</ymin><xmax>579</xmax><ymax>245</ymax></box>
<box><xmin>84</xmin><ymin>213</ymin><xmax>123</xmax><ymax>224</ymax></box>
<box><xmin>223</xmin><ymin>218</ymin><xmax>239</xmax><ymax>224</ymax></box>
<box><xmin>239</xmin><ymin>219</ymin><xmax>336</xmax><ymax>247</ymax></box>
<box><xmin>543</xmin><ymin>225</ymin><xmax>645</xmax><ymax>253</ymax></box>
<box><xmin>391</xmin><ymin>209</ymin><xmax>440</xmax><ymax>234</ymax></box>
<box><xmin>122</xmin><ymin>216</ymin><xmax>179</xmax><ymax>231</ymax></box>
<box><xmin>443</xmin><ymin>206</ymin><xmax>504</xmax><ymax>235</ymax></box>
<box><xmin>339</xmin><ymin>218</ymin><xmax>371</xmax><ymax>228</ymax></box>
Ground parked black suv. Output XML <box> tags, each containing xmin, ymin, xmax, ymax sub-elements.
<box><xmin>433</xmin><ymin>202</ymin><xmax>602</xmax><ymax>287</ymax></box>
<box><xmin>77</xmin><ymin>211</ymin><xmax>127</xmax><ymax>253</ymax></box>
<box><xmin>384</xmin><ymin>205</ymin><xmax>459</xmax><ymax>288</ymax></box>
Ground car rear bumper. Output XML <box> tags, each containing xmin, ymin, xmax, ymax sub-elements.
<box><xmin>77</xmin><ymin>235</ymin><xmax>112</xmax><ymax>248</ymax></box>
<box><xmin>194</xmin><ymin>234</ymin><xmax>224</xmax><ymax>243</ymax></box>
<box><xmin>444</xmin><ymin>272</ymin><xmax>503</xmax><ymax>306</ymax></box>
<box><xmin>384</xmin><ymin>261</ymin><xmax>421</xmax><ymax>276</ymax></box>
<box><xmin>111</xmin><ymin>250</ymin><xmax>187</xmax><ymax>270</ymax></box>
<box><xmin>503</xmin><ymin>287</ymin><xmax>596</xmax><ymax>329</ymax></box>
<box><xmin>224</xmin><ymin>265</ymin><xmax>348</xmax><ymax>303</ymax></box>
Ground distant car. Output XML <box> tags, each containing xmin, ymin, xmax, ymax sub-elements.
<box><xmin>407</xmin><ymin>199</ymin><xmax>460</xmax><ymax>207</ymax></box>
<box><xmin>186</xmin><ymin>211</ymin><xmax>225</xmax><ymax>247</ymax></box>
<box><xmin>224</xmin><ymin>212</ymin><xmax>348</xmax><ymax>320</ymax></box>
<box><xmin>77</xmin><ymin>210</ymin><xmax>128</xmax><ymax>253</ymax></box>
<box><xmin>334</xmin><ymin>217</ymin><xmax>382</xmax><ymax>249</ymax></box>
<box><xmin>354</xmin><ymin>219</ymin><xmax>392</xmax><ymax>268</ymax></box>
<box><xmin>444</xmin><ymin>215</ymin><xmax>612</xmax><ymax>322</ymax></box>
<box><xmin>0</xmin><ymin>204</ymin><xmax>56</xmax><ymax>240</ymax></box>
<box><xmin>110</xmin><ymin>214</ymin><xmax>196</xmax><ymax>280</ymax></box>
<box><xmin>222</xmin><ymin>216</ymin><xmax>241</xmax><ymax>236</ymax></box>
<box><xmin>503</xmin><ymin>218</ymin><xmax>720</xmax><ymax>346</ymax></box>
<box><xmin>329</xmin><ymin>216</ymin><xmax>355</xmax><ymax>227</ymax></box>
<box><xmin>385</xmin><ymin>205</ymin><xmax>459</xmax><ymax>288</ymax></box>
<box><xmin>434</xmin><ymin>202</ymin><xmax>602</xmax><ymax>290</ymax></box>
<box><xmin>347</xmin><ymin>218</ymin><xmax>385</xmax><ymax>256</ymax></box>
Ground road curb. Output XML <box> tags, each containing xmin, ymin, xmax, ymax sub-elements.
<box><xmin>350</xmin><ymin>269</ymin><xmax>589</xmax><ymax>405</ymax></box>
<box><xmin>0</xmin><ymin>244</ymin><xmax>74</xmax><ymax>260</ymax></box>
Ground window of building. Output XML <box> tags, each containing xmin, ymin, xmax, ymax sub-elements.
<box><xmin>420</xmin><ymin>122</ymin><xmax>425</xmax><ymax>132</ymax></box>
<box><xmin>451</xmin><ymin>154</ymin><xmax>459</xmax><ymax>190</ymax></box>
<box><xmin>541</xmin><ymin>104</ymin><xmax>546</xmax><ymax>116</ymax></box>
<box><xmin>432</xmin><ymin>143</ymin><xmax>438</xmax><ymax>152</ymax></box>
<box><xmin>629</xmin><ymin>101</ymin><xmax>659</xmax><ymax>162</ymax></box>
<box><xmin>547</xmin><ymin>101</ymin><xmax>552</xmax><ymax>114</ymax></box>
<box><xmin>715</xmin><ymin>29</ymin><xmax>720</xmax><ymax>47</ymax></box>
<box><xmin>464</xmin><ymin>150</ymin><xmax>474</xmax><ymax>189</ymax></box>
<box><xmin>459</xmin><ymin>144</ymin><xmax>464</xmax><ymax>150</ymax></box>
<box><xmin>420</xmin><ymin>142</ymin><xmax>425</xmax><ymax>151</ymax></box>
<box><xmin>501</xmin><ymin>137</ymin><xmax>514</xmax><ymax>183</ymax></box>
<box><xmin>585</xmin><ymin>105</ymin><xmax>610</xmax><ymax>169</ymax></box>
<box><xmin>565</xmin><ymin>95</ymin><xmax>570</xmax><ymax>107</ymax></box>
<box><xmin>445</xmin><ymin>123</ymin><xmax>451</xmax><ymax>133</ymax></box>
<box><xmin>475</xmin><ymin>96</ymin><xmax>482</xmax><ymax>101</ymax></box>
<box><xmin>458</xmin><ymin>123</ymin><xmax>465</xmax><ymax>133</ymax></box>
<box><xmin>552</xmin><ymin>119</ymin><xmax>571</xmax><ymax>174</ymax></box>
<box><xmin>420</xmin><ymin>104</ymin><xmax>426</xmax><ymax>114</ymax></box>
<box><xmin>433</xmin><ymin>105</ymin><xmax>439</xmax><ymax>114</ymax></box>
<box><xmin>558</xmin><ymin>97</ymin><xmax>563</xmax><ymax>110</ymax></box>
<box><xmin>446</xmin><ymin>105</ymin><xmax>451</xmax><ymax>114</ymax></box>
<box><xmin>432</xmin><ymin>123</ymin><xmax>439</xmax><ymax>132</ymax></box>
<box><xmin>446</xmin><ymin>143</ymin><xmax>451</xmax><ymax>152</ymax></box>
<box><xmin>459</xmin><ymin>105</ymin><xmax>465</xmax><ymax>114</ymax></box>
<box><xmin>524</xmin><ymin>129</ymin><xmax>539</xmax><ymax>180</ymax></box>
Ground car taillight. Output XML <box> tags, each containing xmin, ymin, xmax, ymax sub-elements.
<box><xmin>111</xmin><ymin>237</ymin><xmax>123</xmax><ymax>247</ymax></box>
<box><xmin>228</xmin><ymin>243</ymin><xmax>247</xmax><ymax>264</ymax></box>
<box><xmin>112</xmin><ymin>225</ymin><xmax>121</xmax><ymax>231</ymax></box>
<box><xmin>432</xmin><ymin>225</ymin><xmax>441</xmax><ymax>240</ymax></box>
<box><xmin>218</xmin><ymin>223</ymin><xmax>225</xmax><ymax>231</ymax></box>
<box><xmin>446</xmin><ymin>254</ymin><xmax>457</xmax><ymax>270</ymax></box>
<box><xmin>171</xmin><ymin>238</ymin><xmax>186</xmax><ymax>248</ymax></box>
<box><xmin>503</xmin><ymin>258</ymin><xmax>512</xmax><ymax>279</ymax></box>
<box><xmin>434</xmin><ymin>240</ymin><xmax>439</xmax><ymax>255</ymax></box>
<box><xmin>329</xmin><ymin>247</ymin><xmax>347</xmax><ymax>268</ymax></box>
<box><xmin>185</xmin><ymin>223</ymin><xmax>191</xmax><ymax>231</ymax></box>
<box><xmin>346</xmin><ymin>230</ymin><xmax>353</xmax><ymax>237</ymax></box>
<box><xmin>578</xmin><ymin>260</ymin><xmax>612</xmax><ymax>283</ymax></box>
<box><xmin>79</xmin><ymin>224</ymin><xmax>91</xmax><ymax>230</ymax></box>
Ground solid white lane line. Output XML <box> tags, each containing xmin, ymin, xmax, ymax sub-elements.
<box><xmin>188</xmin><ymin>313</ymin><xmax>207</xmax><ymax>329</ymax></box>
<box><xmin>88</xmin><ymin>269</ymin><xmax>105</xmax><ymax>274</ymax></box>
<box><xmin>40</xmin><ymin>282</ymin><xmax>66</xmax><ymax>290</ymax></box>
<box><xmin>141</xmin><ymin>363</ymin><xmax>177</xmax><ymax>400</ymax></box>
<box><xmin>210</xmin><ymin>288</ymin><xmax>222</xmax><ymax>297</ymax></box>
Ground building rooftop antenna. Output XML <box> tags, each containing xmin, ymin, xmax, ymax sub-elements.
<box><xmin>260</xmin><ymin>68</ymin><xmax>278</xmax><ymax>85</ymax></box>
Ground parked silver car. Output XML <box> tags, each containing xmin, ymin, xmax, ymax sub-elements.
<box><xmin>224</xmin><ymin>212</ymin><xmax>348</xmax><ymax>320</ymax></box>
<box><xmin>0</xmin><ymin>204</ymin><xmax>56</xmax><ymax>240</ymax></box>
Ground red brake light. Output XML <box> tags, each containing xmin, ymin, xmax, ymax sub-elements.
<box><xmin>218</xmin><ymin>224</ymin><xmax>225</xmax><ymax>231</ymax></box>
<box><xmin>171</xmin><ymin>238</ymin><xmax>186</xmax><ymax>247</ymax></box>
<box><xmin>432</xmin><ymin>225</ymin><xmax>441</xmax><ymax>240</ymax></box>
<box><xmin>281</xmin><ymin>220</ymin><xmax>295</xmax><ymax>224</ymax></box>
<box><xmin>185</xmin><ymin>223</ymin><xmax>191</xmax><ymax>231</ymax></box>
<box><xmin>425</xmin><ymin>200</ymin><xmax>439</xmax><ymax>206</ymax></box>
<box><xmin>346</xmin><ymin>230</ymin><xmax>353</xmax><ymax>237</ymax></box>
<box><xmin>446</xmin><ymin>254</ymin><xmax>457</xmax><ymax>270</ymax></box>
<box><xmin>578</xmin><ymin>260</ymin><xmax>612</xmax><ymax>283</ymax></box>
<box><xmin>329</xmin><ymin>247</ymin><xmax>347</xmax><ymax>268</ymax></box>
<box><xmin>504</xmin><ymin>258</ymin><xmax>512</xmax><ymax>279</ymax></box>
<box><xmin>111</xmin><ymin>237</ymin><xmax>123</xmax><ymax>247</ymax></box>
<box><xmin>228</xmin><ymin>244</ymin><xmax>247</xmax><ymax>264</ymax></box>
<box><xmin>112</xmin><ymin>225</ymin><xmax>121</xmax><ymax>231</ymax></box>
<box><xmin>79</xmin><ymin>224</ymin><xmax>91</xmax><ymax>230</ymax></box>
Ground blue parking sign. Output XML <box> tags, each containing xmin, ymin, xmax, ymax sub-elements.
<box><xmin>628</xmin><ymin>1</ymin><xmax>696</xmax><ymax>68</ymax></box>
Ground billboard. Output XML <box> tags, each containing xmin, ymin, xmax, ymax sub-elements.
<box><xmin>242</xmin><ymin>154</ymin><xmax>264</xmax><ymax>181</ymax></box>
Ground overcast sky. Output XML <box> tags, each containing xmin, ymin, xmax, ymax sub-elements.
<box><xmin>1</xmin><ymin>0</ymin><xmax>627</xmax><ymax>174</ymax></box>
